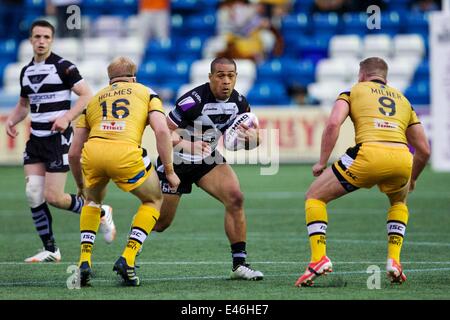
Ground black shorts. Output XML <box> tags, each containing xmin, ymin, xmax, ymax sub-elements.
<box><xmin>157</xmin><ymin>151</ymin><xmax>226</xmax><ymax>195</ymax></box>
<box><xmin>23</xmin><ymin>127</ymin><xmax>73</xmax><ymax>173</ymax></box>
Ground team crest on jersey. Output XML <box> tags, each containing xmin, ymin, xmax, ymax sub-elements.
<box><xmin>178</xmin><ymin>96</ymin><xmax>196</xmax><ymax>111</ymax></box>
<box><xmin>23</xmin><ymin>64</ymin><xmax>62</xmax><ymax>93</ymax></box>
<box><xmin>100</xmin><ymin>120</ymin><xmax>125</xmax><ymax>131</ymax></box>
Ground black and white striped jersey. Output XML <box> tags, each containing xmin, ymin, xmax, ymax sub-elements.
<box><xmin>168</xmin><ymin>83</ymin><xmax>250</xmax><ymax>163</ymax></box>
<box><xmin>20</xmin><ymin>52</ymin><xmax>83</xmax><ymax>137</ymax></box>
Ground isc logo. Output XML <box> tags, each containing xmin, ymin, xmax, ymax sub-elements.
<box><xmin>131</xmin><ymin>230</ymin><xmax>142</xmax><ymax>237</ymax></box>
<box><xmin>82</xmin><ymin>234</ymin><xmax>95</xmax><ymax>240</ymax></box>
<box><xmin>389</xmin><ymin>225</ymin><xmax>404</xmax><ymax>231</ymax></box>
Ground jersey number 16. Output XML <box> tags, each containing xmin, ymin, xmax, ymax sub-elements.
<box><xmin>100</xmin><ymin>98</ymin><xmax>130</xmax><ymax>119</ymax></box>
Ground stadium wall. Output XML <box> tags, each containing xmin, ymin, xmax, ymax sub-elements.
<box><xmin>0</xmin><ymin>107</ymin><xmax>431</xmax><ymax>165</ymax></box>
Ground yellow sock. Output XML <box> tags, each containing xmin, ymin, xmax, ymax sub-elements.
<box><xmin>305</xmin><ymin>199</ymin><xmax>328</xmax><ymax>262</ymax></box>
<box><xmin>122</xmin><ymin>205</ymin><xmax>160</xmax><ymax>266</ymax></box>
<box><xmin>79</xmin><ymin>204</ymin><xmax>101</xmax><ymax>266</ymax></box>
<box><xmin>387</xmin><ymin>203</ymin><xmax>409</xmax><ymax>262</ymax></box>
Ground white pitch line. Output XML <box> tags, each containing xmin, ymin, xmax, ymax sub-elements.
<box><xmin>2</xmin><ymin>267</ymin><xmax>450</xmax><ymax>287</ymax></box>
<box><xmin>1</xmin><ymin>260</ymin><xmax>450</xmax><ymax>266</ymax></box>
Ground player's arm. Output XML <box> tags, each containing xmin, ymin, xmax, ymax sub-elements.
<box><xmin>314</xmin><ymin>99</ymin><xmax>350</xmax><ymax>176</ymax></box>
<box><xmin>149</xmin><ymin>111</ymin><xmax>180</xmax><ymax>189</ymax></box>
<box><xmin>406</xmin><ymin>123</ymin><xmax>431</xmax><ymax>192</ymax></box>
<box><xmin>168</xmin><ymin>117</ymin><xmax>211</xmax><ymax>156</ymax></box>
<box><xmin>6</xmin><ymin>97</ymin><xmax>30</xmax><ymax>138</ymax></box>
<box><xmin>52</xmin><ymin>80</ymin><xmax>93</xmax><ymax>132</ymax></box>
<box><xmin>68</xmin><ymin>126</ymin><xmax>89</xmax><ymax>197</ymax></box>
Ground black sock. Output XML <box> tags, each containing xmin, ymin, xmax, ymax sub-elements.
<box><xmin>231</xmin><ymin>241</ymin><xmax>247</xmax><ymax>269</ymax></box>
<box><xmin>68</xmin><ymin>194</ymin><xmax>84</xmax><ymax>214</ymax></box>
<box><xmin>31</xmin><ymin>203</ymin><xmax>56</xmax><ymax>252</ymax></box>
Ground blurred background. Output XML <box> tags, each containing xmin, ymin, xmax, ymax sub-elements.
<box><xmin>0</xmin><ymin>0</ymin><xmax>445</xmax><ymax>165</ymax></box>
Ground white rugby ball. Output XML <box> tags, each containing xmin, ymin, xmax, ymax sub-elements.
<box><xmin>224</xmin><ymin>112</ymin><xmax>259</xmax><ymax>151</ymax></box>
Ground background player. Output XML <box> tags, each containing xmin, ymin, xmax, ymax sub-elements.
<box><xmin>295</xmin><ymin>57</ymin><xmax>431</xmax><ymax>287</ymax></box>
<box><xmin>5</xmin><ymin>20</ymin><xmax>116</xmax><ymax>262</ymax></box>
<box><xmin>153</xmin><ymin>57</ymin><xmax>264</xmax><ymax>281</ymax></box>
<box><xmin>69</xmin><ymin>56</ymin><xmax>179</xmax><ymax>286</ymax></box>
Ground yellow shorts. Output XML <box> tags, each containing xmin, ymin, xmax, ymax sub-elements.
<box><xmin>81</xmin><ymin>139</ymin><xmax>153</xmax><ymax>192</ymax></box>
<box><xmin>332</xmin><ymin>142</ymin><xmax>413</xmax><ymax>194</ymax></box>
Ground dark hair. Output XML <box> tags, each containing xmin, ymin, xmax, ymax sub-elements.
<box><xmin>210</xmin><ymin>57</ymin><xmax>236</xmax><ymax>73</ymax></box>
<box><xmin>30</xmin><ymin>20</ymin><xmax>55</xmax><ymax>37</ymax></box>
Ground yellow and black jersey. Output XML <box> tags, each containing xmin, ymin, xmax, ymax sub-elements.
<box><xmin>77</xmin><ymin>81</ymin><xmax>165</xmax><ymax>145</ymax></box>
<box><xmin>337</xmin><ymin>80</ymin><xmax>420</xmax><ymax>144</ymax></box>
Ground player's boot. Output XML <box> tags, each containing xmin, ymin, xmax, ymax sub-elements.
<box><xmin>79</xmin><ymin>261</ymin><xmax>93</xmax><ymax>287</ymax></box>
<box><xmin>113</xmin><ymin>256</ymin><xmax>140</xmax><ymax>286</ymax></box>
<box><xmin>230</xmin><ymin>264</ymin><xmax>264</xmax><ymax>280</ymax></box>
<box><xmin>100</xmin><ymin>205</ymin><xmax>116</xmax><ymax>244</ymax></box>
<box><xmin>24</xmin><ymin>247</ymin><xmax>61</xmax><ymax>263</ymax></box>
<box><xmin>295</xmin><ymin>255</ymin><xmax>332</xmax><ymax>287</ymax></box>
<box><xmin>386</xmin><ymin>258</ymin><xmax>407</xmax><ymax>284</ymax></box>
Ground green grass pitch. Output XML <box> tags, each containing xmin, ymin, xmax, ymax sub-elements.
<box><xmin>0</xmin><ymin>164</ymin><xmax>449</xmax><ymax>300</ymax></box>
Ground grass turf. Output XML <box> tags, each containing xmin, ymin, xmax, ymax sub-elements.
<box><xmin>0</xmin><ymin>164</ymin><xmax>449</xmax><ymax>300</ymax></box>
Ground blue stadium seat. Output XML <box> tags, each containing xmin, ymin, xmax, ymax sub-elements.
<box><xmin>257</xmin><ymin>59</ymin><xmax>284</xmax><ymax>83</ymax></box>
<box><xmin>109</xmin><ymin>0</ymin><xmax>138</xmax><ymax>17</ymax></box>
<box><xmin>386</xmin><ymin>0</ymin><xmax>410</xmax><ymax>11</ymax></box>
<box><xmin>247</xmin><ymin>82</ymin><xmax>290</xmax><ymax>106</ymax></box>
<box><xmin>413</xmin><ymin>59</ymin><xmax>429</xmax><ymax>83</ymax></box>
<box><xmin>177</xmin><ymin>37</ymin><xmax>204</xmax><ymax>61</ymax></box>
<box><xmin>311</xmin><ymin>13</ymin><xmax>340</xmax><ymax>38</ymax></box>
<box><xmin>405</xmin><ymin>12</ymin><xmax>429</xmax><ymax>38</ymax></box>
<box><xmin>25</xmin><ymin>0</ymin><xmax>46</xmax><ymax>13</ymax></box>
<box><xmin>0</xmin><ymin>61</ymin><xmax>9</xmax><ymax>87</ymax></box>
<box><xmin>144</xmin><ymin>39</ymin><xmax>173</xmax><ymax>60</ymax></box>
<box><xmin>342</xmin><ymin>13</ymin><xmax>368</xmax><ymax>36</ymax></box>
<box><xmin>283</xmin><ymin>59</ymin><xmax>315</xmax><ymax>87</ymax></box>
<box><xmin>164</xmin><ymin>60</ymin><xmax>191</xmax><ymax>84</ymax></box>
<box><xmin>186</xmin><ymin>14</ymin><xmax>216</xmax><ymax>38</ymax></box>
<box><xmin>137</xmin><ymin>59</ymin><xmax>172</xmax><ymax>85</ymax></box>
<box><xmin>281</xmin><ymin>13</ymin><xmax>310</xmax><ymax>36</ymax></box>
<box><xmin>0</xmin><ymin>39</ymin><xmax>18</xmax><ymax>63</ymax></box>
<box><xmin>83</xmin><ymin>0</ymin><xmax>109</xmax><ymax>18</ymax></box>
<box><xmin>293</xmin><ymin>0</ymin><xmax>314</xmax><ymax>14</ymax></box>
<box><xmin>296</xmin><ymin>34</ymin><xmax>330</xmax><ymax>64</ymax></box>
<box><xmin>366</xmin><ymin>11</ymin><xmax>400</xmax><ymax>36</ymax></box>
<box><xmin>201</xmin><ymin>0</ymin><xmax>220</xmax><ymax>15</ymax></box>
<box><xmin>171</xmin><ymin>0</ymin><xmax>201</xmax><ymax>12</ymax></box>
<box><xmin>171</xmin><ymin>14</ymin><xmax>186</xmax><ymax>38</ymax></box>
<box><xmin>405</xmin><ymin>80</ymin><xmax>430</xmax><ymax>106</ymax></box>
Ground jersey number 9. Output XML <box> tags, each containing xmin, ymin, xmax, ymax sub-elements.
<box><xmin>378</xmin><ymin>96</ymin><xmax>396</xmax><ymax>116</ymax></box>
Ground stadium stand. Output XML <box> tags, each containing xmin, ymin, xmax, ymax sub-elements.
<box><xmin>0</xmin><ymin>0</ymin><xmax>437</xmax><ymax>107</ymax></box>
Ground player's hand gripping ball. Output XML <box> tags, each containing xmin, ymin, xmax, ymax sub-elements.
<box><xmin>224</xmin><ymin>112</ymin><xmax>259</xmax><ymax>151</ymax></box>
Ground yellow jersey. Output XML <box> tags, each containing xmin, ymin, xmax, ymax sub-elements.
<box><xmin>337</xmin><ymin>80</ymin><xmax>420</xmax><ymax>144</ymax></box>
<box><xmin>77</xmin><ymin>81</ymin><xmax>165</xmax><ymax>146</ymax></box>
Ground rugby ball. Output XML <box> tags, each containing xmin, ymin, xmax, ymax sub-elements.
<box><xmin>224</xmin><ymin>112</ymin><xmax>259</xmax><ymax>151</ymax></box>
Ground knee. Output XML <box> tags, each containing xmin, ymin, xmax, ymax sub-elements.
<box><xmin>225</xmin><ymin>190</ymin><xmax>244</xmax><ymax>211</ymax></box>
<box><xmin>25</xmin><ymin>176</ymin><xmax>45</xmax><ymax>208</ymax></box>
<box><xmin>44</xmin><ymin>189</ymin><xmax>65</xmax><ymax>208</ymax></box>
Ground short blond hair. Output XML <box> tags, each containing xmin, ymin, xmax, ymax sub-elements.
<box><xmin>107</xmin><ymin>56</ymin><xmax>137</xmax><ymax>80</ymax></box>
<box><xmin>359</xmin><ymin>57</ymin><xmax>388</xmax><ymax>80</ymax></box>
